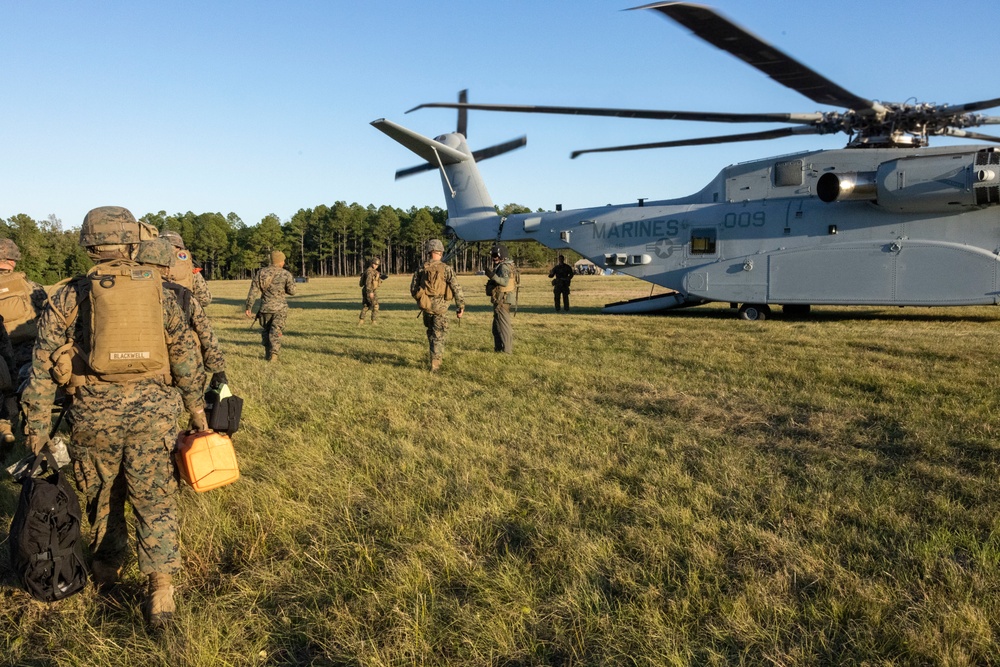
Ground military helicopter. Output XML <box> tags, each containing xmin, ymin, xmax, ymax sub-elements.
<box><xmin>373</xmin><ymin>2</ymin><xmax>1000</xmax><ymax>319</ymax></box>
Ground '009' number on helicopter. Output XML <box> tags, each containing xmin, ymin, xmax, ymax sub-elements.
<box><xmin>722</xmin><ymin>211</ymin><xmax>765</xmax><ymax>228</ymax></box>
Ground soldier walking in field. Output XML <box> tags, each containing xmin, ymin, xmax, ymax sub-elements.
<box><xmin>410</xmin><ymin>239</ymin><xmax>464</xmax><ymax>372</ymax></box>
<box><xmin>0</xmin><ymin>238</ymin><xmax>47</xmax><ymax>445</ymax></box>
<box><xmin>485</xmin><ymin>243</ymin><xmax>517</xmax><ymax>354</ymax></box>
<box><xmin>244</xmin><ymin>250</ymin><xmax>296</xmax><ymax>362</ymax></box>
<box><xmin>20</xmin><ymin>206</ymin><xmax>208</xmax><ymax>628</ymax></box>
<box><xmin>548</xmin><ymin>254</ymin><xmax>574</xmax><ymax>312</ymax></box>
<box><xmin>358</xmin><ymin>257</ymin><xmax>386</xmax><ymax>325</ymax></box>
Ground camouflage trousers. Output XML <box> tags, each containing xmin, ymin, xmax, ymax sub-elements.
<box><xmin>359</xmin><ymin>290</ymin><xmax>379</xmax><ymax>322</ymax></box>
<box><xmin>421</xmin><ymin>310</ymin><xmax>450</xmax><ymax>361</ymax></box>
<box><xmin>67</xmin><ymin>380</ymin><xmax>183</xmax><ymax>576</ymax></box>
<box><xmin>259</xmin><ymin>309</ymin><xmax>288</xmax><ymax>359</ymax></box>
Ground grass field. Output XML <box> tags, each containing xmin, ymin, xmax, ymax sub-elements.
<box><xmin>2</xmin><ymin>273</ymin><xmax>999</xmax><ymax>666</ymax></box>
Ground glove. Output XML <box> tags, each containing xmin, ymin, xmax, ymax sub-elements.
<box><xmin>210</xmin><ymin>371</ymin><xmax>229</xmax><ymax>390</ymax></box>
<box><xmin>190</xmin><ymin>408</ymin><xmax>209</xmax><ymax>432</ymax></box>
<box><xmin>25</xmin><ymin>431</ymin><xmax>50</xmax><ymax>455</ymax></box>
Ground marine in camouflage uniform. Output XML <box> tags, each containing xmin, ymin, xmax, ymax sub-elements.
<box><xmin>20</xmin><ymin>206</ymin><xmax>205</xmax><ymax>628</ymax></box>
<box><xmin>358</xmin><ymin>257</ymin><xmax>386</xmax><ymax>325</ymax></box>
<box><xmin>409</xmin><ymin>239</ymin><xmax>465</xmax><ymax>372</ymax></box>
<box><xmin>0</xmin><ymin>238</ymin><xmax>48</xmax><ymax>444</ymax></box>
<box><xmin>159</xmin><ymin>229</ymin><xmax>212</xmax><ymax>308</ymax></box>
<box><xmin>137</xmin><ymin>238</ymin><xmax>227</xmax><ymax>387</ymax></box>
<box><xmin>244</xmin><ymin>250</ymin><xmax>296</xmax><ymax>362</ymax></box>
<box><xmin>548</xmin><ymin>254</ymin><xmax>574</xmax><ymax>312</ymax></box>
<box><xmin>485</xmin><ymin>243</ymin><xmax>516</xmax><ymax>354</ymax></box>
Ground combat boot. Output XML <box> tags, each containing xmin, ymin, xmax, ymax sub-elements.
<box><xmin>357</xmin><ymin>318</ymin><xmax>364</xmax><ymax>327</ymax></box>
<box><xmin>269</xmin><ymin>353</ymin><xmax>279</xmax><ymax>364</ymax></box>
<box><xmin>145</xmin><ymin>573</ymin><xmax>176</xmax><ymax>628</ymax></box>
<box><xmin>430</xmin><ymin>358</ymin><xmax>442</xmax><ymax>373</ymax></box>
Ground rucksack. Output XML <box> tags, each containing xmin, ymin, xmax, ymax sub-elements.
<box><xmin>8</xmin><ymin>447</ymin><xmax>89</xmax><ymax>602</ymax></box>
<box><xmin>414</xmin><ymin>261</ymin><xmax>453</xmax><ymax>314</ymax></box>
<box><xmin>87</xmin><ymin>260</ymin><xmax>169</xmax><ymax>380</ymax></box>
<box><xmin>0</xmin><ymin>271</ymin><xmax>38</xmax><ymax>344</ymax></box>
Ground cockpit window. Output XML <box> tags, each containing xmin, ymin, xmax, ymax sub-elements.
<box><xmin>690</xmin><ymin>228</ymin><xmax>717</xmax><ymax>254</ymax></box>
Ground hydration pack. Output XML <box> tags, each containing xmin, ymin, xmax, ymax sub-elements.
<box><xmin>0</xmin><ymin>271</ymin><xmax>38</xmax><ymax>343</ymax></box>
<box><xmin>88</xmin><ymin>260</ymin><xmax>169</xmax><ymax>380</ymax></box>
<box><xmin>8</xmin><ymin>448</ymin><xmax>89</xmax><ymax>602</ymax></box>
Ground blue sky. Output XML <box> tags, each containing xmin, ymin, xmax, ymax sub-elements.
<box><xmin>3</xmin><ymin>1</ymin><xmax>996</xmax><ymax>229</ymax></box>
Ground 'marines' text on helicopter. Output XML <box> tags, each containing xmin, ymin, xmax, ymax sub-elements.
<box><xmin>374</xmin><ymin>2</ymin><xmax>1000</xmax><ymax>319</ymax></box>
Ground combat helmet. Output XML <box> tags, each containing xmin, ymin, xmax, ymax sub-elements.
<box><xmin>0</xmin><ymin>239</ymin><xmax>22</xmax><ymax>262</ymax></box>
<box><xmin>490</xmin><ymin>243</ymin><xmax>509</xmax><ymax>261</ymax></box>
<box><xmin>135</xmin><ymin>238</ymin><xmax>177</xmax><ymax>268</ymax></box>
<box><xmin>425</xmin><ymin>239</ymin><xmax>444</xmax><ymax>254</ymax></box>
<box><xmin>80</xmin><ymin>206</ymin><xmax>158</xmax><ymax>259</ymax></box>
<box><xmin>159</xmin><ymin>230</ymin><xmax>186</xmax><ymax>249</ymax></box>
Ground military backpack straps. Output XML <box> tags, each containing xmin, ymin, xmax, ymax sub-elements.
<box><xmin>87</xmin><ymin>260</ymin><xmax>170</xmax><ymax>381</ymax></box>
<box><xmin>0</xmin><ymin>271</ymin><xmax>38</xmax><ymax>343</ymax></box>
<box><xmin>167</xmin><ymin>247</ymin><xmax>195</xmax><ymax>291</ymax></box>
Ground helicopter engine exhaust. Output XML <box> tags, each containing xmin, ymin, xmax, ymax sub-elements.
<box><xmin>816</xmin><ymin>172</ymin><xmax>876</xmax><ymax>203</ymax></box>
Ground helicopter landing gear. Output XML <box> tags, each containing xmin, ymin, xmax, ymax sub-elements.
<box><xmin>738</xmin><ymin>303</ymin><xmax>771</xmax><ymax>321</ymax></box>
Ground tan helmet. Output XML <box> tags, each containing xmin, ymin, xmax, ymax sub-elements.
<box><xmin>271</xmin><ymin>250</ymin><xmax>286</xmax><ymax>265</ymax></box>
<box><xmin>134</xmin><ymin>238</ymin><xmax>177</xmax><ymax>268</ymax></box>
<box><xmin>425</xmin><ymin>239</ymin><xmax>444</xmax><ymax>254</ymax></box>
<box><xmin>79</xmin><ymin>206</ymin><xmax>158</xmax><ymax>259</ymax></box>
<box><xmin>370</xmin><ymin>257</ymin><xmax>380</xmax><ymax>267</ymax></box>
<box><xmin>159</xmin><ymin>230</ymin><xmax>186</xmax><ymax>249</ymax></box>
<box><xmin>0</xmin><ymin>238</ymin><xmax>22</xmax><ymax>262</ymax></box>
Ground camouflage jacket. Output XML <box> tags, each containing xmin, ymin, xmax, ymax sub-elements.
<box><xmin>245</xmin><ymin>265</ymin><xmax>296</xmax><ymax>313</ymax></box>
<box><xmin>362</xmin><ymin>267</ymin><xmax>383</xmax><ymax>293</ymax></box>
<box><xmin>410</xmin><ymin>260</ymin><xmax>465</xmax><ymax>311</ymax></box>
<box><xmin>164</xmin><ymin>281</ymin><xmax>225</xmax><ymax>374</ymax></box>
<box><xmin>192</xmin><ymin>271</ymin><xmax>212</xmax><ymax>308</ymax></box>
<box><xmin>21</xmin><ymin>271</ymin><xmax>206</xmax><ymax>435</ymax></box>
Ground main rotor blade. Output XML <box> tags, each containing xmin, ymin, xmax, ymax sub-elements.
<box><xmin>938</xmin><ymin>128</ymin><xmax>1000</xmax><ymax>144</ymax></box>
<box><xmin>409</xmin><ymin>101</ymin><xmax>823</xmax><ymax>125</ymax></box>
<box><xmin>634</xmin><ymin>2</ymin><xmax>881</xmax><ymax>113</ymax></box>
<box><xmin>936</xmin><ymin>97</ymin><xmax>1000</xmax><ymax>115</ymax></box>
<box><xmin>570</xmin><ymin>126</ymin><xmax>823</xmax><ymax>159</ymax></box>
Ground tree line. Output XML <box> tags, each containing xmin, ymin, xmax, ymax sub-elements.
<box><xmin>2</xmin><ymin>203</ymin><xmax>568</xmax><ymax>285</ymax></box>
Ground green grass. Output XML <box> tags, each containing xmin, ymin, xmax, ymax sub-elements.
<box><xmin>2</xmin><ymin>273</ymin><xmax>999</xmax><ymax>665</ymax></box>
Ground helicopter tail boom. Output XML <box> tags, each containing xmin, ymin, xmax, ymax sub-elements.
<box><xmin>372</xmin><ymin>119</ymin><xmax>502</xmax><ymax>241</ymax></box>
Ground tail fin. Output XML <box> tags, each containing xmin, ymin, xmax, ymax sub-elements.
<box><xmin>372</xmin><ymin>119</ymin><xmax>503</xmax><ymax>242</ymax></box>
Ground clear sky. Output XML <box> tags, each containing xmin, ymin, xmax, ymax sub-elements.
<box><xmin>3</xmin><ymin>0</ymin><xmax>996</xmax><ymax>230</ymax></box>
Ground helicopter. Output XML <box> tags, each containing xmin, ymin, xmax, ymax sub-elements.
<box><xmin>373</xmin><ymin>2</ymin><xmax>1000</xmax><ymax>319</ymax></box>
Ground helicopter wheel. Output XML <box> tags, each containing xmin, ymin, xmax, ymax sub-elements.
<box><xmin>738</xmin><ymin>303</ymin><xmax>770</xmax><ymax>321</ymax></box>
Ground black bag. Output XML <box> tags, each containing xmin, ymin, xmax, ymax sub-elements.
<box><xmin>8</xmin><ymin>447</ymin><xmax>89</xmax><ymax>602</ymax></box>
<box><xmin>205</xmin><ymin>391</ymin><xmax>243</xmax><ymax>435</ymax></box>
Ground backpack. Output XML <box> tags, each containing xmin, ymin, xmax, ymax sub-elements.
<box><xmin>0</xmin><ymin>271</ymin><xmax>38</xmax><ymax>344</ymax></box>
<box><xmin>87</xmin><ymin>260</ymin><xmax>169</xmax><ymax>380</ymax></box>
<box><xmin>414</xmin><ymin>261</ymin><xmax>453</xmax><ymax>314</ymax></box>
<box><xmin>8</xmin><ymin>447</ymin><xmax>89</xmax><ymax>602</ymax></box>
<box><xmin>167</xmin><ymin>248</ymin><xmax>194</xmax><ymax>291</ymax></box>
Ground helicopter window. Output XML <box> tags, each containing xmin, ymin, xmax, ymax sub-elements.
<box><xmin>773</xmin><ymin>160</ymin><xmax>803</xmax><ymax>187</ymax></box>
<box><xmin>690</xmin><ymin>228</ymin><xmax>717</xmax><ymax>254</ymax></box>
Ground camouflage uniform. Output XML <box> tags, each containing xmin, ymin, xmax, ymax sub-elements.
<box><xmin>158</xmin><ymin>230</ymin><xmax>213</xmax><ymax>309</ymax></box>
<box><xmin>548</xmin><ymin>256</ymin><xmax>574</xmax><ymax>312</ymax></box>
<box><xmin>0</xmin><ymin>239</ymin><xmax>48</xmax><ymax>442</ymax></box>
<box><xmin>21</xmin><ymin>268</ymin><xmax>205</xmax><ymax>578</ymax></box>
<box><xmin>244</xmin><ymin>258</ymin><xmax>296</xmax><ymax>360</ymax></box>
<box><xmin>192</xmin><ymin>271</ymin><xmax>212</xmax><ymax>308</ymax></box>
<box><xmin>485</xmin><ymin>249</ymin><xmax>516</xmax><ymax>354</ymax></box>
<box><xmin>359</xmin><ymin>261</ymin><xmax>385</xmax><ymax>324</ymax></box>
<box><xmin>410</xmin><ymin>246</ymin><xmax>465</xmax><ymax>368</ymax></box>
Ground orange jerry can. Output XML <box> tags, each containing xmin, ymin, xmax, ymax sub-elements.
<box><xmin>175</xmin><ymin>431</ymin><xmax>240</xmax><ymax>492</ymax></box>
